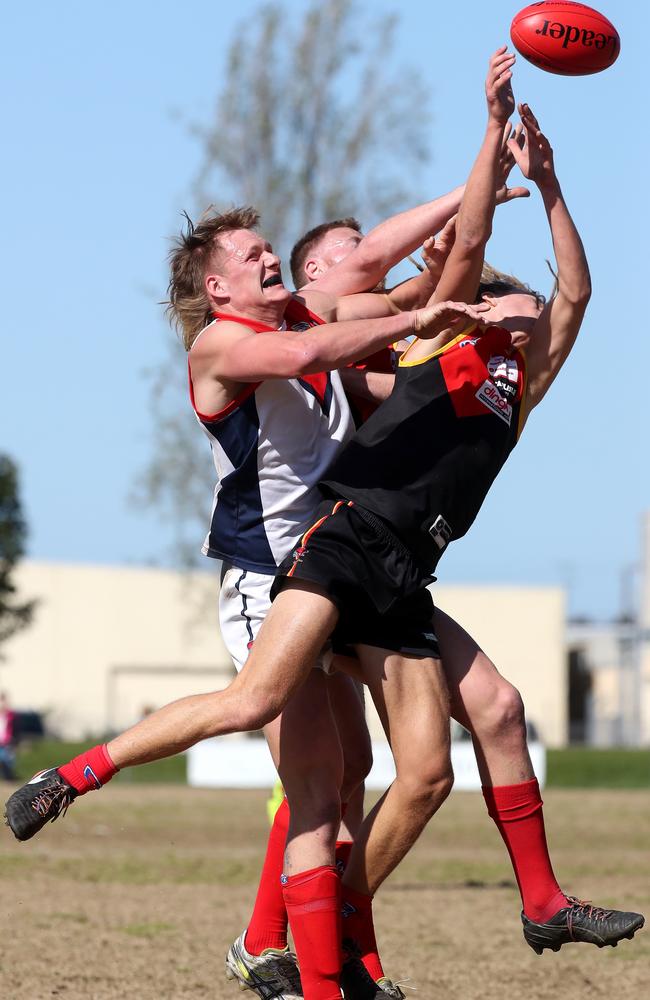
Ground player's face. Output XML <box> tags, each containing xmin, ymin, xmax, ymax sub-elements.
<box><xmin>308</xmin><ymin>227</ymin><xmax>386</xmax><ymax>291</ymax></box>
<box><xmin>316</xmin><ymin>227</ymin><xmax>363</xmax><ymax>269</ymax></box>
<box><xmin>206</xmin><ymin>229</ymin><xmax>291</xmax><ymax>315</ymax></box>
<box><xmin>480</xmin><ymin>292</ymin><xmax>542</xmax><ymax>339</ymax></box>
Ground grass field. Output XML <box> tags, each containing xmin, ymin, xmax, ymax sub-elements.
<box><xmin>0</xmin><ymin>785</ymin><xmax>648</xmax><ymax>999</ymax></box>
<box><xmin>13</xmin><ymin>741</ymin><xmax>650</xmax><ymax>787</ymax></box>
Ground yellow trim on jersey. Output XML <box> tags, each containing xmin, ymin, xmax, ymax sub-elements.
<box><xmin>398</xmin><ymin>323</ymin><xmax>478</xmax><ymax>367</ymax></box>
<box><xmin>516</xmin><ymin>351</ymin><xmax>529</xmax><ymax>440</ymax></box>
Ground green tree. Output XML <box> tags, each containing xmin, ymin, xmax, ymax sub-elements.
<box><xmin>0</xmin><ymin>455</ymin><xmax>36</xmax><ymax>646</ymax></box>
<box><xmin>138</xmin><ymin>0</ymin><xmax>431</xmax><ymax>564</ymax></box>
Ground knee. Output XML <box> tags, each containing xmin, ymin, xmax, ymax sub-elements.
<box><xmin>340</xmin><ymin>741</ymin><xmax>373</xmax><ymax>801</ymax></box>
<box><xmin>481</xmin><ymin>681</ymin><xmax>526</xmax><ymax>741</ymax></box>
<box><xmin>397</xmin><ymin>756</ymin><xmax>454</xmax><ymax>818</ymax></box>
<box><xmin>229</xmin><ymin>686</ymin><xmax>285</xmax><ymax>734</ymax></box>
<box><xmin>281</xmin><ymin>770</ymin><xmax>342</xmax><ymax>832</ymax></box>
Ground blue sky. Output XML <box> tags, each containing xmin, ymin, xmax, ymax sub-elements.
<box><xmin>2</xmin><ymin>0</ymin><xmax>648</xmax><ymax>619</ymax></box>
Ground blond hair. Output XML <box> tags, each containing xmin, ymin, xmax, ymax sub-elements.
<box><xmin>167</xmin><ymin>206</ymin><xmax>260</xmax><ymax>350</ymax></box>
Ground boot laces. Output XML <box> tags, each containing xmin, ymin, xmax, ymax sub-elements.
<box><xmin>273</xmin><ymin>950</ymin><xmax>302</xmax><ymax>994</ymax></box>
<box><xmin>380</xmin><ymin>977</ymin><xmax>416</xmax><ymax>997</ymax></box>
<box><xmin>31</xmin><ymin>782</ymin><xmax>73</xmax><ymax>823</ymax></box>
<box><xmin>566</xmin><ymin>896</ymin><xmax>614</xmax><ymax>939</ymax></box>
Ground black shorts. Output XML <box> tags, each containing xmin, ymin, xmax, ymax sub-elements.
<box><xmin>272</xmin><ymin>499</ymin><xmax>440</xmax><ymax>659</ymax></box>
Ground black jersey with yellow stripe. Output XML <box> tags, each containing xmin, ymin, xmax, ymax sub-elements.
<box><xmin>320</xmin><ymin>325</ymin><xmax>527</xmax><ymax>571</ymax></box>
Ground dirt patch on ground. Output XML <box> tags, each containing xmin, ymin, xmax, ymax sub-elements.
<box><xmin>0</xmin><ymin>786</ymin><xmax>648</xmax><ymax>999</ymax></box>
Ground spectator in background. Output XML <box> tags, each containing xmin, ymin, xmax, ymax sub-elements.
<box><xmin>0</xmin><ymin>692</ymin><xmax>16</xmax><ymax>781</ymax></box>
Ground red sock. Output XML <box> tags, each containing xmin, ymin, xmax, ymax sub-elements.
<box><xmin>245</xmin><ymin>797</ymin><xmax>290</xmax><ymax>954</ymax></box>
<box><xmin>58</xmin><ymin>744</ymin><xmax>118</xmax><ymax>795</ymax></box>
<box><xmin>283</xmin><ymin>865</ymin><xmax>342</xmax><ymax>1000</ymax></box>
<box><xmin>335</xmin><ymin>840</ymin><xmax>353</xmax><ymax>877</ymax></box>
<box><xmin>341</xmin><ymin>884</ymin><xmax>384</xmax><ymax>982</ymax></box>
<box><xmin>483</xmin><ymin>778</ymin><xmax>568</xmax><ymax>922</ymax></box>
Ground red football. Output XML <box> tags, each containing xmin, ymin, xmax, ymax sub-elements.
<box><xmin>510</xmin><ymin>2</ymin><xmax>620</xmax><ymax>75</ymax></box>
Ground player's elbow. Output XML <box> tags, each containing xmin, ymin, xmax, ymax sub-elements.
<box><xmin>267</xmin><ymin>340</ymin><xmax>320</xmax><ymax>377</ymax></box>
<box><xmin>575</xmin><ymin>275</ymin><xmax>592</xmax><ymax>307</ymax></box>
<box><xmin>287</xmin><ymin>339</ymin><xmax>321</xmax><ymax>375</ymax></box>
<box><xmin>560</xmin><ymin>276</ymin><xmax>592</xmax><ymax>309</ymax></box>
<box><xmin>456</xmin><ymin>224</ymin><xmax>491</xmax><ymax>257</ymax></box>
<box><xmin>346</xmin><ymin>238</ymin><xmax>389</xmax><ymax>285</ymax></box>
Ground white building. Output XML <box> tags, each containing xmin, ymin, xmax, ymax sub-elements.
<box><xmin>565</xmin><ymin>511</ymin><xmax>650</xmax><ymax>747</ymax></box>
<box><xmin>1</xmin><ymin>561</ymin><xmax>567</xmax><ymax>747</ymax></box>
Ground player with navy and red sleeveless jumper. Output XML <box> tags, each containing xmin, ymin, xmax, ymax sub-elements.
<box><xmin>6</xmin><ymin>193</ymin><xmax>480</xmax><ymax>1000</ymax></box>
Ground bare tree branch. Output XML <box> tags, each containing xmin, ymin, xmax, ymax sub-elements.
<box><xmin>136</xmin><ymin>0</ymin><xmax>432</xmax><ymax>566</ymax></box>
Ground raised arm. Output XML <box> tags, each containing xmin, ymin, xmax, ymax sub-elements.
<box><xmin>303</xmin><ymin>219</ymin><xmax>459</xmax><ymax>323</ymax></box>
<box><xmin>303</xmin><ymin>186</ymin><xmax>465</xmax><ymax>299</ymax></box>
<box><xmin>382</xmin><ymin>222</ymin><xmax>458</xmax><ymax>312</ymax></box>
<box><xmin>432</xmin><ymin>46</ymin><xmax>517</xmax><ymax>306</ymax></box>
<box><xmin>509</xmin><ymin>103</ymin><xmax>591</xmax><ymax>410</ymax></box>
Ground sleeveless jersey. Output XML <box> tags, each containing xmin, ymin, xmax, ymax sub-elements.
<box><xmin>189</xmin><ymin>298</ymin><xmax>354</xmax><ymax>573</ymax></box>
<box><xmin>321</xmin><ymin>325</ymin><xmax>527</xmax><ymax>571</ymax></box>
<box><xmin>345</xmin><ymin>346</ymin><xmax>397</xmax><ymax>426</ymax></box>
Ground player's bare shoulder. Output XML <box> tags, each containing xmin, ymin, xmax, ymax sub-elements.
<box><xmin>189</xmin><ymin>320</ymin><xmax>255</xmax><ymax>415</ymax></box>
<box><xmin>294</xmin><ymin>287</ymin><xmax>338</xmax><ymax>324</ymax></box>
<box><xmin>189</xmin><ymin>318</ymin><xmax>256</xmax><ymax>364</ymax></box>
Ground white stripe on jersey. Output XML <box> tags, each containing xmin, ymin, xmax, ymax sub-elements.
<box><xmin>192</xmin><ymin>314</ymin><xmax>355</xmax><ymax>573</ymax></box>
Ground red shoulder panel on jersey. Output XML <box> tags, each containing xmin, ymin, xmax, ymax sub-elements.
<box><xmin>187</xmin><ymin>359</ymin><xmax>260</xmax><ymax>422</ymax></box>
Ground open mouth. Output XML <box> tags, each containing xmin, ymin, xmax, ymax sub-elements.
<box><xmin>262</xmin><ymin>274</ymin><xmax>283</xmax><ymax>289</ymax></box>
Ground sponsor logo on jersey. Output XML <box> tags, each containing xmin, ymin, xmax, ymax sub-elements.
<box><xmin>459</xmin><ymin>337</ymin><xmax>478</xmax><ymax>348</ymax></box>
<box><xmin>475</xmin><ymin>380</ymin><xmax>512</xmax><ymax>425</ymax></box>
<box><xmin>488</xmin><ymin>356</ymin><xmax>519</xmax><ymax>400</ymax></box>
<box><xmin>291</xmin><ymin>321</ymin><xmax>312</xmax><ymax>332</ymax></box>
<box><xmin>428</xmin><ymin>513</ymin><xmax>452</xmax><ymax>550</ymax></box>
<box><xmin>341</xmin><ymin>901</ymin><xmax>357</xmax><ymax>918</ymax></box>
<box><xmin>493</xmin><ymin>377</ymin><xmax>517</xmax><ymax>400</ymax></box>
<box><xmin>487</xmin><ymin>355</ymin><xmax>518</xmax><ymax>384</ymax></box>
<box><xmin>280</xmin><ymin>874</ymin><xmax>289</xmax><ymax>885</ymax></box>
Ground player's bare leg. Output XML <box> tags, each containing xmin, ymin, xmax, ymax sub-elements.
<box><xmin>435</xmin><ymin>608</ymin><xmax>533</xmax><ymax>785</ymax></box>
<box><xmin>338</xmin><ymin>647</ymin><xmax>452</xmax><ymax>994</ymax></box>
<box><xmin>227</xmin><ymin>671</ymin><xmax>350</xmax><ymax>999</ymax></box>
<box><xmin>344</xmin><ymin>647</ymin><xmax>452</xmax><ymax>895</ymax></box>
<box><xmin>109</xmin><ymin>582</ymin><xmax>339</xmax><ymax>766</ymax></box>
<box><xmin>326</xmin><ymin>670</ymin><xmax>372</xmax><ymax>838</ymax></box>
<box><xmin>436</xmin><ymin>608</ymin><xmax>645</xmax><ymax>953</ymax></box>
<box><xmin>4</xmin><ymin>582</ymin><xmax>339</xmax><ymax>840</ymax></box>
<box><xmin>226</xmin><ymin>665</ymin><xmax>371</xmax><ymax>1000</ymax></box>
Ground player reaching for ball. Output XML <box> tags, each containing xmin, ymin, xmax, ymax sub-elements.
<box><xmin>5</xmin><ymin>47</ymin><xmax>644</xmax><ymax>1000</ymax></box>
<box><xmin>4</xmin><ymin>51</ymin><xmax>534</xmax><ymax>1000</ymax></box>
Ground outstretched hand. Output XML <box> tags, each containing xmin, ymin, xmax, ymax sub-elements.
<box><xmin>485</xmin><ymin>46</ymin><xmax>516</xmax><ymax>126</ymax></box>
<box><xmin>496</xmin><ymin>122</ymin><xmax>530</xmax><ymax>204</ymax></box>
<box><xmin>413</xmin><ymin>300</ymin><xmax>490</xmax><ymax>339</ymax></box>
<box><xmin>420</xmin><ymin>216</ymin><xmax>457</xmax><ymax>282</ymax></box>
<box><xmin>507</xmin><ymin>103</ymin><xmax>557</xmax><ymax>188</ymax></box>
